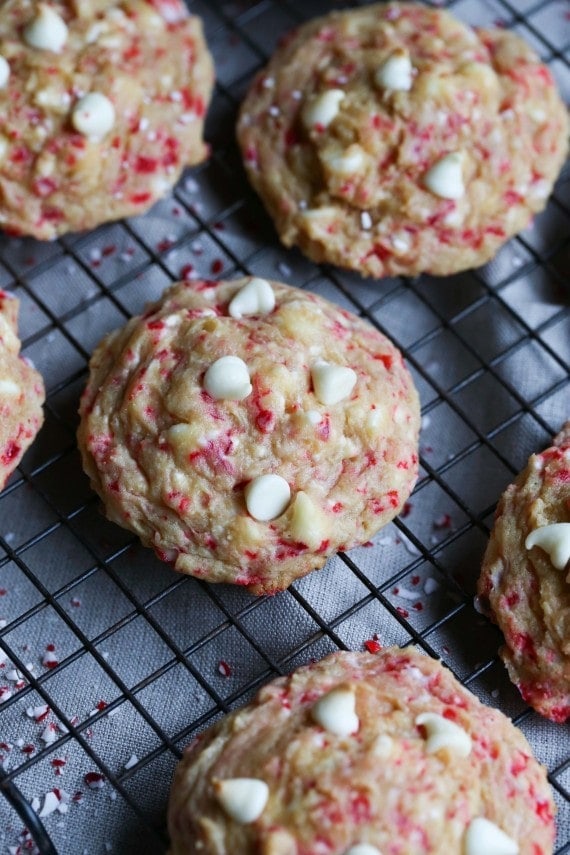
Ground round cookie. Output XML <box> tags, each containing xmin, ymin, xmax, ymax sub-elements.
<box><xmin>77</xmin><ymin>277</ymin><xmax>420</xmax><ymax>594</ymax></box>
<box><xmin>478</xmin><ymin>423</ymin><xmax>570</xmax><ymax>723</ymax></box>
<box><xmin>237</xmin><ymin>2</ymin><xmax>568</xmax><ymax>279</ymax></box>
<box><xmin>0</xmin><ymin>0</ymin><xmax>214</xmax><ymax>239</ymax></box>
<box><xmin>167</xmin><ymin>646</ymin><xmax>555</xmax><ymax>855</ymax></box>
<box><xmin>0</xmin><ymin>290</ymin><xmax>45</xmax><ymax>490</ymax></box>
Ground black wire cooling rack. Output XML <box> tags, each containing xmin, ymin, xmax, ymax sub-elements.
<box><xmin>0</xmin><ymin>0</ymin><xmax>569</xmax><ymax>853</ymax></box>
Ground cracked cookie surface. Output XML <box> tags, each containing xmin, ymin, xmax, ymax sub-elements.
<box><xmin>237</xmin><ymin>2</ymin><xmax>568</xmax><ymax>279</ymax></box>
<box><xmin>0</xmin><ymin>0</ymin><xmax>213</xmax><ymax>238</ymax></box>
<box><xmin>77</xmin><ymin>277</ymin><xmax>420</xmax><ymax>594</ymax></box>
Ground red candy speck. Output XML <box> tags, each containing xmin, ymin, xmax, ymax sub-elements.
<box><xmin>218</xmin><ymin>660</ymin><xmax>232</xmax><ymax>677</ymax></box>
<box><xmin>364</xmin><ymin>639</ymin><xmax>381</xmax><ymax>654</ymax></box>
<box><xmin>84</xmin><ymin>772</ymin><xmax>105</xmax><ymax>789</ymax></box>
<box><xmin>1</xmin><ymin>441</ymin><xmax>20</xmax><ymax>466</ymax></box>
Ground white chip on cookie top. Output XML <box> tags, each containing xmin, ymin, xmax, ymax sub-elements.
<box><xmin>0</xmin><ymin>57</ymin><xmax>10</xmax><ymax>89</ymax></box>
<box><xmin>311</xmin><ymin>685</ymin><xmax>359</xmax><ymax>736</ymax></box>
<box><xmin>23</xmin><ymin>4</ymin><xmax>68</xmax><ymax>53</ymax></box>
<box><xmin>228</xmin><ymin>278</ymin><xmax>275</xmax><ymax>318</ymax></box>
<box><xmin>525</xmin><ymin>523</ymin><xmax>570</xmax><ymax>571</ymax></box>
<box><xmin>423</xmin><ymin>152</ymin><xmax>465</xmax><ymax>200</ymax></box>
<box><xmin>245</xmin><ymin>474</ymin><xmax>291</xmax><ymax>522</ymax></box>
<box><xmin>0</xmin><ymin>379</ymin><xmax>20</xmax><ymax>395</ymax></box>
<box><xmin>375</xmin><ymin>48</ymin><xmax>413</xmax><ymax>92</ymax></box>
<box><xmin>290</xmin><ymin>491</ymin><xmax>330</xmax><ymax>550</ymax></box>
<box><xmin>71</xmin><ymin>93</ymin><xmax>116</xmax><ymax>140</ymax></box>
<box><xmin>463</xmin><ymin>817</ymin><xmax>519</xmax><ymax>855</ymax></box>
<box><xmin>302</xmin><ymin>89</ymin><xmax>345</xmax><ymax>129</ymax></box>
<box><xmin>415</xmin><ymin>712</ymin><xmax>472</xmax><ymax>757</ymax></box>
<box><xmin>322</xmin><ymin>144</ymin><xmax>367</xmax><ymax>176</ymax></box>
<box><xmin>213</xmin><ymin>777</ymin><xmax>269</xmax><ymax>824</ymax></box>
<box><xmin>311</xmin><ymin>361</ymin><xmax>357</xmax><ymax>406</ymax></box>
<box><xmin>345</xmin><ymin>846</ymin><xmax>383</xmax><ymax>855</ymax></box>
<box><xmin>203</xmin><ymin>356</ymin><xmax>252</xmax><ymax>401</ymax></box>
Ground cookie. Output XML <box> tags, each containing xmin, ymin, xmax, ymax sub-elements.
<box><xmin>0</xmin><ymin>291</ymin><xmax>45</xmax><ymax>490</ymax></box>
<box><xmin>0</xmin><ymin>0</ymin><xmax>214</xmax><ymax>239</ymax></box>
<box><xmin>478</xmin><ymin>423</ymin><xmax>570</xmax><ymax>723</ymax></box>
<box><xmin>237</xmin><ymin>2</ymin><xmax>568</xmax><ymax>279</ymax></box>
<box><xmin>167</xmin><ymin>646</ymin><xmax>555</xmax><ymax>855</ymax></box>
<box><xmin>77</xmin><ymin>277</ymin><xmax>420</xmax><ymax>594</ymax></box>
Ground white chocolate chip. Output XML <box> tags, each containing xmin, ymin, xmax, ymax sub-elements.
<box><xmin>463</xmin><ymin>818</ymin><xmax>519</xmax><ymax>855</ymax></box>
<box><xmin>213</xmin><ymin>778</ymin><xmax>269</xmax><ymax>824</ymax></box>
<box><xmin>245</xmin><ymin>474</ymin><xmax>291</xmax><ymax>522</ymax></box>
<box><xmin>424</xmin><ymin>152</ymin><xmax>465</xmax><ymax>200</ymax></box>
<box><xmin>345</xmin><ymin>846</ymin><xmax>383</xmax><ymax>855</ymax></box>
<box><xmin>391</xmin><ymin>232</ymin><xmax>411</xmax><ymax>254</ymax></box>
<box><xmin>302</xmin><ymin>89</ymin><xmax>345</xmax><ymax>129</ymax></box>
<box><xmin>203</xmin><ymin>356</ymin><xmax>252</xmax><ymax>401</ymax></box>
<box><xmin>24</xmin><ymin>4</ymin><xmax>68</xmax><ymax>53</ymax></box>
<box><xmin>311</xmin><ymin>685</ymin><xmax>359</xmax><ymax>737</ymax></box>
<box><xmin>0</xmin><ymin>57</ymin><xmax>10</xmax><ymax>89</ymax></box>
<box><xmin>311</xmin><ymin>361</ymin><xmax>357</xmax><ymax>406</ymax></box>
<box><xmin>525</xmin><ymin>523</ymin><xmax>570</xmax><ymax>571</ymax></box>
<box><xmin>72</xmin><ymin>93</ymin><xmax>116</xmax><ymax>140</ymax></box>
<box><xmin>290</xmin><ymin>491</ymin><xmax>330</xmax><ymax>550</ymax></box>
<box><xmin>322</xmin><ymin>144</ymin><xmax>366</xmax><ymax>176</ymax></box>
<box><xmin>0</xmin><ymin>379</ymin><xmax>20</xmax><ymax>395</ymax></box>
<box><xmin>228</xmin><ymin>278</ymin><xmax>275</xmax><ymax>318</ymax></box>
<box><xmin>372</xmin><ymin>734</ymin><xmax>393</xmax><ymax>758</ymax></box>
<box><xmin>415</xmin><ymin>712</ymin><xmax>472</xmax><ymax>757</ymax></box>
<box><xmin>304</xmin><ymin>409</ymin><xmax>322</xmax><ymax>426</ymax></box>
<box><xmin>375</xmin><ymin>49</ymin><xmax>413</xmax><ymax>92</ymax></box>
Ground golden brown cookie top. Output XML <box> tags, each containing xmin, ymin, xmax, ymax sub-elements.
<box><xmin>167</xmin><ymin>646</ymin><xmax>555</xmax><ymax>855</ymax></box>
<box><xmin>0</xmin><ymin>0</ymin><xmax>214</xmax><ymax>238</ymax></box>
<box><xmin>238</xmin><ymin>2</ymin><xmax>568</xmax><ymax>278</ymax></box>
<box><xmin>0</xmin><ymin>290</ymin><xmax>45</xmax><ymax>489</ymax></box>
<box><xmin>77</xmin><ymin>277</ymin><xmax>420</xmax><ymax>593</ymax></box>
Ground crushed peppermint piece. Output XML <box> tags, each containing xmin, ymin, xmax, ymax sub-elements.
<box><xmin>424</xmin><ymin>577</ymin><xmax>439</xmax><ymax>595</ymax></box>
<box><xmin>393</xmin><ymin>585</ymin><xmax>422</xmax><ymax>601</ymax></box>
<box><xmin>84</xmin><ymin>771</ymin><xmax>105</xmax><ymax>790</ymax></box>
<box><xmin>433</xmin><ymin>513</ymin><xmax>452</xmax><ymax>530</ymax></box>
<box><xmin>38</xmin><ymin>790</ymin><xmax>60</xmax><ymax>818</ymax></box>
<box><xmin>364</xmin><ymin>639</ymin><xmax>382</xmax><ymax>654</ymax></box>
<box><xmin>42</xmin><ymin>646</ymin><xmax>59</xmax><ymax>669</ymax></box>
<box><xmin>25</xmin><ymin>704</ymin><xmax>50</xmax><ymax>722</ymax></box>
<box><xmin>124</xmin><ymin>754</ymin><xmax>138</xmax><ymax>770</ymax></box>
<box><xmin>40</xmin><ymin>723</ymin><xmax>58</xmax><ymax>745</ymax></box>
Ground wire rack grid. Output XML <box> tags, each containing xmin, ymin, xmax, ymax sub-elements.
<box><xmin>0</xmin><ymin>0</ymin><xmax>568</xmax><ymax>852</ymax></box>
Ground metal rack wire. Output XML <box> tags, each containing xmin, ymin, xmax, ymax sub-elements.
<box><xmin>0</xmin><ymin>0</ymin><xmax>568</xmax><ymax>852</ymax></box>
